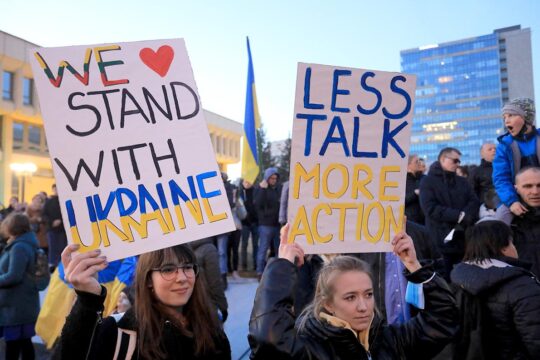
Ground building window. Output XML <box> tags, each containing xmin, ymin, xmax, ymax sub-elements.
<box><xmin>3</xmin><ymin>71</ymin><xmax>14</xmax><ymax>100</ymax></box>
<box><xmin>13</xmin><ymin>122</ymin><xmax>24</xmax><ymax>150</ymax></box>
<box><xmin>28</xmin><ymin>125</ymin><xmax>41</xmax><ymax>151</ymax></box>
<box><xmin>23</xmin><ymin>78</ymin><xmax>33</xmax><ymax>105</ymax></box>
<box><xmin>223</xmin><ymin>138</ymin><xmax>229</xmax><ymax>156</ymax></box>
<box><xmin>216</xmin><ymin>135</ymin><xmax>221</xmax><ymax>153</ymax></box>
<box><xmin>12</xmin><ymin>122</ymin><xmax>48</xmax><ymax>154</ymax></box>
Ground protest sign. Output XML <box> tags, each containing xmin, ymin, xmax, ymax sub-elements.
<box><xmin>30</xmin><ymin>39</ymin><xmax>235</xmax><ymax>261</ymax></box>
<box><xmin>288</xmin><ymin>63</ymin><xmax>416</xmax><ymax>254</ymax></box>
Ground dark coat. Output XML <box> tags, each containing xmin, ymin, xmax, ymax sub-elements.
<box><xmin>249</xmin><ymin>258</ymin><xmax>458</xmax><ymax>360</ymax></box>
<box><xmin>223</xmin><ymin>180</ymin><xmax>235</xmax><ymax>209</ymax></box>
<box><xmin>468</xmin><ymin>159</ymin><xmax>494</xmax><ymax>203</ymax></box>
<box><xmin>511</xmin><ymin>208</ymin><xmax>540</xmax><ymax>277</ymax></box>
<box><xmin>294</xmin><ymin>255</ymin><xmax>324</xmax><ymax>314</ymax></box>
<box><xmin>54</xmin><ymin>287</ymin><xmax>231</xmax><ymax>360</ymax></box>
<box><xmin>42</xmin><ymin>195</ymin><xmax>65</xmax><ymax>232</ymax></box>
<box><xmin>419</xmin><ymin>162</ymin><xmax>480</xmax><ymax>253</ymax></box>
<box><xmin>451</xmin><ymin>257</ymin><xmax>540</xmax><ymax>360</ymax></box>
<box><xmin>254</xmin><ymin>169</ymin><xmax>282</xmax><ymax>227</ymax></box>
<box><xmin>405</xmin><ymin>172</ymin><xmax>424</xmax><ymax>224</ymax></box>
<box><xmin>191</xmin><ymin>238</ymin><xmax>228</xmax><ymax>317</ymax></box>
<box><xmin>0</xmin><ymin>232</ymin><xmax>40</xmax><ymax>326</ymax></box>
<box><xmin>240</xmin><ymin>185</ymin><xmax>258</xmax><ymax>225</ymax></box>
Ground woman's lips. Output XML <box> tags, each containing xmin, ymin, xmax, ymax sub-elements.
<box><xmin>172</xmin><ymin>288</ymin><xmax>189</xmax><ymax>294</ymax></box>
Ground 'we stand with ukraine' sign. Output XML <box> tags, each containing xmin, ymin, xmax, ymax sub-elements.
<box><xmin>31</xmin><ymin>39</ymin><xmax>234</xmax><ymax>261</ymax></box>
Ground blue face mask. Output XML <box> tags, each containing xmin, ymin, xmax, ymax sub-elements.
<box><xmin>405</xmin><ymin>282</ymin><xmax>425</xmax><ymax>309</ymax></box>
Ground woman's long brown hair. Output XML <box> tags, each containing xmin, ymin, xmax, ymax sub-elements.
<box><xmin>134</xmin><ymin>244</ymin><xmax>222</xmax><ymax>359</ymax></box>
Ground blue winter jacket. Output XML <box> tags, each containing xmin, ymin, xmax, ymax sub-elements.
<box><xmin>0</xmin><ymin>231</ymin><xmax>40</xmax><ymax>326</ymax></box>
<box><xmin>493</xmin><ymin>129</ymin><xmax>540</xmax><ymax>207</ymax></box>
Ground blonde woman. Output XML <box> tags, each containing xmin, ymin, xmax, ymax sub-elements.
<box><xmin>249</xmin><ymin>225</ymin><xmax>458</xmax><ymax>359</ymax></box>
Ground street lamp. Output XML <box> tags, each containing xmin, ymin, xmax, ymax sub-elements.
<box><xmin>10</xmin><ymin>162</ymin><xmax>38</xmax><ymax>202</ymax></box>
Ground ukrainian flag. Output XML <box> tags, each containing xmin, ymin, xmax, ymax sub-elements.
<box><xmin>241</xmin><ymin>37</ymin><xmax>261</xmax><ymax>184</ymax></box>
<box><xmin>35</xmin><ymin>256</ymin><xmax>137</xmax><ymax>349</ymax></box>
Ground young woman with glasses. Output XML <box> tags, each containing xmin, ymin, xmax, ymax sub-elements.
<box><xmin>54</xmin><ymin>243</ymin><xmax>231</xmax><ymax>360</ymax></box>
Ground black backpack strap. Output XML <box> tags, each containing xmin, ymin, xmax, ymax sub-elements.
<box><xmin>112</xmin><ymin>327</ymin><xmax>137</xmax><ymax>360</ymax></box>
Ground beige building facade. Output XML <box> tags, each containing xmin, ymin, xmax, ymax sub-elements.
<box><xmin>0</xmin><ymin>30</ymin><xmax>242</xmax><ymax>207</ymax></box>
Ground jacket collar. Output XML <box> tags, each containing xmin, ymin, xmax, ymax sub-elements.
<box><xmin>428</xmin><ymin>161</ymin><xmax>456</xmax><ymax>182</ymax></box>
<box><xmin>319</xmin><ymin>312</ymin><xmax>373</xmax><ymax>351</ymax></box>
<box><xmin>480</xmin><ymin>159</ymin><xmax>492</xmax><ymax>168</ymax></box>
<box><xmin>5</xmin><ymin>232</ymin><xmax>38</xmax><ymax>250</ymax></box>
<box><xmin>117</xmin><ymin>308</ymin><xmax>137</xmax><ymax>330</ymax></box>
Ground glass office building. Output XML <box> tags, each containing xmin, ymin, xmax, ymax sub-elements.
<box><xmin>401</xmin><ymin>26</ymin><xmax>534</xmax><ymax>164</ymax></box>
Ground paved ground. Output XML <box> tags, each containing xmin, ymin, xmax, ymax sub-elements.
<box><xmin>224</xmin><ymin>274</ymin><xmax>259</xmax><ymax>359</ymax></box>
<box><xmin>0</xmin><ymin>273</ymin><xmax>259</xmax><ymax>360</ymax></box>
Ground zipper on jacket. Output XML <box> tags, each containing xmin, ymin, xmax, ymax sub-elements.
<box><xmin>85</xmin><ymin>310</ymin><xmax>103</xmax><ymax>360</ymax></box>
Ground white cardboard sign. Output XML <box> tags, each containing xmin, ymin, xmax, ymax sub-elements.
<box><xmin>30</xmin><ymin>39</ymin><xmax>235</xmax><ymax>261</ymax></box>
<box><xmin>288</xmin><ymin>63</ymin><xmax>416</xmax><ymax>254</ymax></box>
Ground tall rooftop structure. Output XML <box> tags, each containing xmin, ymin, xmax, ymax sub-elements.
<box><xmin>401</xmin><ymin>25</ymin><xmax>534</xmax><ymax>164</ymax></box>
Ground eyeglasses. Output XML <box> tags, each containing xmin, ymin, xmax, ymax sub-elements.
<box><xmin>445</xmin><ymin>156</ymin><xmax>461</xmax><ymax>165</ymax></box>
<box><xmin>152</xmin><ymin>263</ymin><xmax>199</xmax><ymax>281</ymax></box>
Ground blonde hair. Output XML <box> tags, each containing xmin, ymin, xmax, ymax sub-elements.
<box><xmin>297</xmin><ymin>256</ymin><xmax>374</xmax><ymax>331</ymax></box>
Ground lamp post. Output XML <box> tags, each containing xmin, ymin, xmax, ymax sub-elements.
<box><xmin>10</xmin><ymin>162</ymin><xmax>38</xmax><ymax>202</ymax></box>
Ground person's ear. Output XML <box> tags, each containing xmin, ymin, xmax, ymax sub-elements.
<box><xmin>323</xmin><ymin>301</ymin><xmax>335</xmax><ymax>316</ymax></box>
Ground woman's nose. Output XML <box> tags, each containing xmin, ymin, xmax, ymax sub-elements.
<box><xmin>357</xmin><ymin>299</ymin><xmax>367</xmax><ymax>312</ymax></box>
<box><xmin>175</xmin><ymin>269</ymin><xmax>188</xmax><ymax>282</ymax></box>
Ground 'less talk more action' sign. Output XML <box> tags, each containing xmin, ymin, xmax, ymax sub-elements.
<box><xmin>288</xmin><ymin>63</ymin><xmax>416</xmax><ymax>254</ymax></box>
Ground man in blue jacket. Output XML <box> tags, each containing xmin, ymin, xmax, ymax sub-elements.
<box><xmin>493</xmin><ymin>98</ymin><xmax>538</xmax><ymax>216</ymax></box>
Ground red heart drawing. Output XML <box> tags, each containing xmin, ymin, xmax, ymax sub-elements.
<box><xmin>139</xmin><ymin>45</ymin><xmax>174</xmax><ymax>77</ymax></box>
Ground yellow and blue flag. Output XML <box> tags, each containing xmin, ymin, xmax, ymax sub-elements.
<box><xmin>35</xmin><ymin>256</ymin><xmax>137</xmax><ymax>349</ymax></box>
<box><xmin>241</xmin><ymin>37</ymin><xmax>261</xmax><ymax>184</ymax></box>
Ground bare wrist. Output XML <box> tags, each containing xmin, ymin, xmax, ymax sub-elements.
<box><xmin>405</xmin><ymin>260</ymin><xmax>422</xmax><ymax>273</ymax></box>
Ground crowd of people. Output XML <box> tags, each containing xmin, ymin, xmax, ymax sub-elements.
<box><xmin>0</xmin><ymin>97</ymin><xmax>539</xmax><ymax>360</ymax></box>
<box><xmin>0</xmin><ymin>184</ymin><xmax>68</xmax><ymax>360</ymax></box>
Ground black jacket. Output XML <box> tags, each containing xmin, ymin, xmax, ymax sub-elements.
<box><xmin>54</xmin><ymin>287</ymin><xmax>231</xmax><ymax>360</ymax></box>
<box><xmin>419</xmin><ymin>162</ymin><xmax>479</xmax><ymax>253</ymax></box>
<box><xmin>42</xmin><ymin>195</ymin><xmax>65</xmax><ymax>232</ymax></box>
<box><xmin>249</xmin><ymin>258</ymin><xmax>458</xmax><ymax>360</ymax></box>
<box><xmin>451</xmin><ymin>257</ymin><xmax>540</xmax><ymax>360</ymax></box>
<box><xmin>191</xmin><ymin>238</ymin><xmax>228</xmax><ymax>318</ymax></box>
<box><xmin>511</xmin><ymin>208</ymin><xmax>540</xmax><ymax>278</ymax></box>
<box><xmin>405</xmin><ymin>172</ymin><xmax>424</xmax><ymax>224</ymax></box>
<box><xmin>240</xmin><ymin>185</ymin><xmax>258</xmax><ymax>225</ymax></box>
<box><xmin>294</xmin><ymin>255</ymin><xmax>324</xmax><ymax>314</ymax></box>
<box><xmin>253</xmin><ymin>185</ymin><xmax>282</xmax><ymax>227</ymax></box>
<box><xmin>468</xmin><ymin>159</ymin><xmax>494</xmax><ymax>203</ymax></box>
